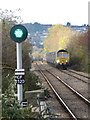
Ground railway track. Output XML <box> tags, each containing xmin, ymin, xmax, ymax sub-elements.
<box><xmin>67</xmin><ymin>69</ymin><xmax>89</xmax><ymax>79</ymax></box>
<box><xmin>43</xmin><ymin>61</ymin><xmax>89</xmax><ymax>84</ymax></box>
<box><xmin>35</xmin><ymin>62</ymin><xmax>89</xmax><ymax>119</ymax></box>
<box><xmin>44</xmin><ymin>62</ymin><xmax>89</xmax><ymax>100</ymax></box>
<box><xmin>59</xmin><ymin>69</ymin><xmax>89</xmax><ymax>84</ymax></box>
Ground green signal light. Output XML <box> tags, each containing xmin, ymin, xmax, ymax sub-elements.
<box><xmin>14</xmin><ymin>29</ymin><xmax>23</xmax><ymax>38</ymax></box>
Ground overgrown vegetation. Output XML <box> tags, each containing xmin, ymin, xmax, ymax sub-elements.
<box><xmin>0</xmin><ymin>9</ymin><xmax>43</xmax><ymax>119</ymax></box>
<box><xmin>43</xmin><ymin>24</ymin><xmax>89</xmax><ymax>73</ymax></box>
<box><xmin>24</xmin><ymin>71</ymin><xmax>42</xmax><ymax>93</ymax></box>
<box><xmin>2</xmin><ymin>76</ymin><xmax>44</xmax><ymax>119</ymax></box>
<box><xmin>1</xmin><ymin>75</ymin><xmax>53</xmax><ymax>119</ymax></box>
<box><xmin>1</xmin><ymin>9</ymin><xmax>42</xmax><ymax>93</ymax></box>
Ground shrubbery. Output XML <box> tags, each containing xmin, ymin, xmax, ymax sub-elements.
<box><xmin>43</xmin><ymin>24</ymin><xmax>89</xmax><ymax>73</ymax></box>
<box><xmin>2</xmin><ymin>76</ymin><xmax>43</xmax><ymax>119</ymax></box>
<box><xmin>1</xmin><ymin>9</ymin><xmax>41</xmax><ymax>92</ymax></box>
<box><xmin>0</xmin><ymin>9</ymin><xmax>43</xmax><ymax>119</ymax></box>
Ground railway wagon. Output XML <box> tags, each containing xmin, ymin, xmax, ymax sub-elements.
<box><xmin>45</xmin><ymin>49</ymin><xmax>69</xmax><ymax>69</ymax></box>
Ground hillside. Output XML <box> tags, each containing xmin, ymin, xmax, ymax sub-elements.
<box><xmin>23</xmin><ymin>22</ymin><xmax>52</xmax><ymax>48</ymax></box>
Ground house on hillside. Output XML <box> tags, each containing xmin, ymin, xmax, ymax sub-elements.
<box><xmin>65</xmin><ymin>22</ymin><xmax>88</xmax><ymax>34</ymax></box>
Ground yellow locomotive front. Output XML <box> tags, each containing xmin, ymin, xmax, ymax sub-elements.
<box><xmin>56</xmin><ymin>49</ymin><xmax>69</xmax><ymax>69</ymax></box>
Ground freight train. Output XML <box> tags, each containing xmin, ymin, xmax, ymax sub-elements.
<box><xmin>43</xmin><ymin>49</ymin><xmax>69</xmax><ymax>69</ymax></box>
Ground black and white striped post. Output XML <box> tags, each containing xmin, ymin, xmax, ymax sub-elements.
<box><xmin>10</xmin><ymin>24</ymin><xmax>28</xmax><ymax>103</ymax></box>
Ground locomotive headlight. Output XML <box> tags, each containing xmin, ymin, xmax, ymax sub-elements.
<box><xmin>57</xmin><ymin>60</ymin><xmax>60</xmax><ymax>63</ymax></box>
<box><xmin>66</xmin><ymin>60</ymin><xmax>68</xmax><ymax>62</ymax></box>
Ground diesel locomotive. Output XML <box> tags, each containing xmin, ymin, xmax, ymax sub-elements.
<box><xmin>44</xmin><ymin>49</ymin><xmax>69</xmax><ymax>69</ymax></box>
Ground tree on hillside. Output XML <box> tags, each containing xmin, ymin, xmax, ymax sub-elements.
<box><xmin>43</xmin><ymin>24</ymin><xmax>77</xmax><ymax>52</ymax></box>
<box><xmin>43</xmin><ymin>24</ymin><xmax>89</xmax><ymax>72</ymax></box>
<box><xmin>68</xmin><ymin>29</ymin><xmax>88</xmax><ymax>72</ymax></box>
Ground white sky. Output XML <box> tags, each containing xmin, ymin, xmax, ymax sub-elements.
<box><xmin>0</xmin><ymin>0</ymin><xmax>89</xmax><ymax>25</ymax></box>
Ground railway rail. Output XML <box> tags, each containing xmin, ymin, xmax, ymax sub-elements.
<box><xmin>59</xmin><ymin>69</ymin><xmax>89</xmax><ymax>84</ymax></box>
<box><xmin>35</xmin><ymin>62</ymin><xmax>89</xmax><ymax>119</ymax></box>
<box><xmin>45</xmin><ymin>62</ymin><xmax>89</xmax><ymax>100</ymax></box>
<box><xmin>67</xmin><ymin>69</ymin><xmax>89</xmax><ymax>79</ymax></box>
<box><xmin>46</xmin><ymin>69</ymin><xmax>90</xmax><ymax>104</ymax></box>
<box><xmin>36</xmin><ymin>63</ymin><xmax>77</xmax><ymax>120</ymax></box>
<box><xmin>43</xmin><ymin>61</ymin><xmax>89</xmax><ymax>84</ymax></box>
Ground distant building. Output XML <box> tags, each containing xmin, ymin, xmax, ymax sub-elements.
<box><xmin>65</xmin><ymin>22</ymin><xmax>88</xmax><ymax>34</ymax></box>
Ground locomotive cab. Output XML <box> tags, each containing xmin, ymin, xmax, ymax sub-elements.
<box><xmin>45</xmin><ymin>49</ymin><xmax>69</xmax><ymax>70</ymax></box>
<box><xmin>56</xmin><ymin>49</ymin><xmax>69</xmax><ymax>69</ymax></box>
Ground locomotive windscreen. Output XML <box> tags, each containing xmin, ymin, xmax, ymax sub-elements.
<box><xmin>63</xmin><ymin>53</ymin><xmax>68</xmax><ymax>58</ymax></box>
<box><xmin>57</xmin><ymin>53</ymin><xmax>62</xmax><ymax>57</ymax></box>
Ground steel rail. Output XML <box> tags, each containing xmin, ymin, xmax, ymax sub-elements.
<box><xmin>67</xmin><ymin>69</ymin><xmax>90</xmax><ymax>79</ymax></box>
<box><xmin>36</xmin><ymin>63</ymin><xmax>77</xmax><ymax>120</ymax></box>
<box><xmin>60</xmin><ymin>69</ymin><xmax>89</xmax><ymax>84</ymax></box>
<box><xmin>46</xmin><ymin>70</ymin><xmax>90</xmax><ymax>105</ymax></box>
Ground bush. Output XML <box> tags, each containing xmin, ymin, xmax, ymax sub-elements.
<box><xmin>24</xmin><ymin>71</ymin><xmax>42</xmax><ymax>92</ymax></box>
<box><xmin>2</xmin><ymin>76</ymin><xmax>42</xmax><ymax>119</ymax></box>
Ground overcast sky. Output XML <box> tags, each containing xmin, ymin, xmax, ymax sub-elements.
<box><xmin>0</xmin><ymin>0</ymin><xmax>89</xmax><ymax>25</ymax></box>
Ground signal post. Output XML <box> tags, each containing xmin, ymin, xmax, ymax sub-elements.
<box><xmin>10</xmin><ymin>24</ymin><xmax>28</xmax><ymax>103</ymax></box>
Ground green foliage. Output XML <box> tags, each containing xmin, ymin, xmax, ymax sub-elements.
<box><xmin>2</xmin><ymin>76</ymin><xmax>41</xmax><ymax>119</ymax></box>
<box><xmin>24</xmin><ymin>71</ymin><xmax>42</xmax><ymax>92</ymax></box>
<box><xmin>1</xmin><ymin>8</ymin><xmax>42</xmax><ymax>98</ymax></box>
<box><xmin>22</xmin><ymin>40</ymin><xmax>32</xmax><ymax>71</ymax></box>
<box><xmin>1</xmin><ymin>9</ymin><xmax>33</xmax><ymax>93</ymax></box>
<box><xmin>43</xmin><ymin>24</ymin><xmax>75</xmax><ymax>52</ymax></box>
<box><xmin>68</xmin><ymin>30</ymin><xmax>88</xmax><ymax>72</ymax></box>
<box><xmin>43</xmin><ymin>24</ymin><xmax>89</xmax><ymax>73</ymax></box>
<box><xmin>1</xmin><ymin>9</ymin><xmax>20</xmax><ymax>93</ymax></box>
<box><xmin>1</xmin><ymin>76</ymin><xmax>55</xmax><ymax>119</ymax></box>
<box><xmin>2</xmin><ymin>76</ymin><xmax>18</xmax><ymax>119</ymax></box>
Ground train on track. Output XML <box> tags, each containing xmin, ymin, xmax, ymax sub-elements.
<box><xmin>43</xmin><ymin>49</ymin><xmax>69</xmax><ymax>69</ymax></box>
